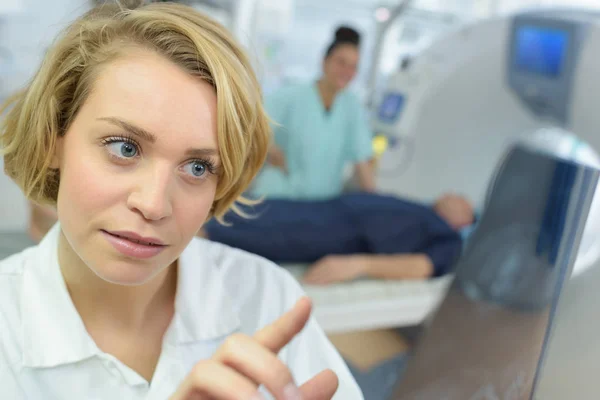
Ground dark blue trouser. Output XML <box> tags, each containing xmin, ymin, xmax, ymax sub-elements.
<box><xmin>204</xmin><ymin>193</ymin><xmax>463</xmax><ymax>276</ymax></box>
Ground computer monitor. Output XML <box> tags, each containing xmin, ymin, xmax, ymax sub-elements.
<box><xmin>391</xmin><ymin>144</ymin><xmax>599</xmax><ymax>399</ymax></box>
<box><xmin>514</xmin><ymin>25</ymin><xmax>569</xmax><ymax>78</ymax></box>
<box><xmin>507</xmin><ymin>15</ymin><xmax>588</xmax><ymax>125</ymax></box>
<box><xmin>378</xmin><ymin>92</ymin><xmax>406</xmax><ymax>124</ymax></box>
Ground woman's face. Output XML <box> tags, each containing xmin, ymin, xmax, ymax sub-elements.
<box><xmin>53</xmin><ymin>51</ymin><xmax>219</xmax><ymax>285</ymax></box>
<box><xmin>323</xmin><ymin>44</ymin><xmax>359</xmax><ymax>91</ymax></box>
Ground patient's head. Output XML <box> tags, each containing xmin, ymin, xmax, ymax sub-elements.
<box><xmin>433</xmin><ymin>194</ymin><xmax>474</xmax><ymax>230</ymax></box>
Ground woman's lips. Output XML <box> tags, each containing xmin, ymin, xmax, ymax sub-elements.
<box><xmin>101</xmin><ymin>230</ymin><xmax>167</xmax><ymax>259</ymax></box>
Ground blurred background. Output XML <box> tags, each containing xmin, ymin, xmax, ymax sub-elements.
<box><xmin>4</xmin><ymin>1</ymin><xmax>600</xmax><ymax>399</ymax></box>
<box><xmin>3</xmin><ymin>0</ymin><xmax>600</xmax><ymax>232</ymax></box>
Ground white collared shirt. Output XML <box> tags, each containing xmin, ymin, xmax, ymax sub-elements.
<box><xmin>0</xmin><ymin>225</ymin><xmax>363</xmax><ymax>399</ymax></box>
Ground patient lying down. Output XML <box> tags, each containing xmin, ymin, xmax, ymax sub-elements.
<box><xmin>29</xmin><ymin>192</ymin><xmax>474</xmax><ymax>285</ymax></box>
<box><xmin>200</xmin><ymin>192</ymin><xmax>474</xmax><ymax>285</ymax></box>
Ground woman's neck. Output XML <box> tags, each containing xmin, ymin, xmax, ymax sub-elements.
<box><xmin>317</xmin><ymin>79</ymin><xmax>339</xmax><ymax>111</ymax></box>
<box><xmin>57</xmin><ymin>230</ymin><xmax>178</xmax><ymax>335</ymax></box>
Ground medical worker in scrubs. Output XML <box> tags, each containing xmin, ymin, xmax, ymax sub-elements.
<box><xmin>253</xmin><ymin>26</ymin><xmax>376</xmax><ymax>200</ymax></box>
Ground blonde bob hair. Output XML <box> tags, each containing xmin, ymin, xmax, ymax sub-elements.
<box><xmin>0</xmin><ymin>2</ymin><xmax>270</xmax><ymax>221</ymax></box>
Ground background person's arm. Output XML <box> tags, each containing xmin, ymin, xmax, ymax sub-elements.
<box><xmin>354</xmin><ymin>160</ymin><xmax>376</xmax><ymax>192</ymax></box>
<box><xmin>347</xmin><ymin>94</ymin><xmax>376</xmax><ymax>192</ymax></box>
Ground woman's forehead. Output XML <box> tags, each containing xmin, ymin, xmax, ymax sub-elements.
<box><xmin>82</xmin><ymin>54</ymin><xmax>218</xmax><ymax>144</ymax></box>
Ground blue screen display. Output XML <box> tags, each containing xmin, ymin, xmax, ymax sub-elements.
<box><xmin>515</xmin><ymin>25</ymin><xmax>569</xmax><ymax>78</ymax></box>
<box><xmin>378</xmin><ymin>93</ymin><xmax>405</xmax><ymax>123</ymax></box>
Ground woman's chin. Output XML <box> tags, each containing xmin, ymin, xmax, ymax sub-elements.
<box><xmin>91</xmin><ymin>262</ymin><xmax>164</xmax><ymax>286</ymax></box>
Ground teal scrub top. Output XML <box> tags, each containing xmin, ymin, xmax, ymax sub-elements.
<box><xmin>252</xmin><ymin>83</ymin><xmax>373</xmax><ymax>200</ymax></box>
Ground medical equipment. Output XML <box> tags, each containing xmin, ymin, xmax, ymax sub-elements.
<box><xmin>294</xmin><ymin>8</ymin><xmax>600</xmax><ymax>336</ymax></box>
<box><xmin>391</xmin><ymin>142</ymin><xmax>598</xmax><ymax>399</ymax></box>
<box><xmin>375</xmin><ymin>8</ymin><xmax>600</xmax><ymax>210</ymax></box>
<box><xmin>370</xmin><ymin>54</ymin><xmax>420</xmax><ymax>175</ymax></box>
<box><xmin>376</xmin><ymin>8</ymin><xmax>600</xmax><ymax>274</ymax></box>
<box><xmin>287</xmin><ymin>265</ymin><xmax>450</xmax><ymax>333</ymax></box>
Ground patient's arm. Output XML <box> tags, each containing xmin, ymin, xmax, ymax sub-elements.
<box><xmin>303</xmin><ymin>253</ymin><xmax>433</xmax><ymax>285</ymax></box>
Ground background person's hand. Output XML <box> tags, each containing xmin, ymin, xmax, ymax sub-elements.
<box><xmin>169</xmin><ymin>297</ymin><xmax>339</xmax><ymax>400</ymax></box>
<box><xmin>267</xmin><ymin>145</ymin><xmax>287</xmax><ymax>173</ymax></box>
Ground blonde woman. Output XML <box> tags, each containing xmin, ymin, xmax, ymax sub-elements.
<box><xmin>0</xmin><ymin>3</ymin><xmax>362</xmax><ymax>400</ymax></box>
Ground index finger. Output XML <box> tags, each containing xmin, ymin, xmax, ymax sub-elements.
<box><xmin>254</xmin><ymin>296</ymin><xmax>312</xmax><ymax>354</ymax></box>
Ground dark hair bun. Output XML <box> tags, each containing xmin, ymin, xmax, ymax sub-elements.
<box><xmin>334</xmin><ymin>26</ymin><xmax>360</xmax><ymax>45</ymax></box>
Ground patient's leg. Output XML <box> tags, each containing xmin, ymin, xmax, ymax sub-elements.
<box><xmin>349</xmin><ymin>194</ymin><xmax>463</xmax><ymax>277</ymax></box>
<box><xmin>303</xmin><ymin>253</ymin><xmax>433</xmax><ymax>285</ymax></box>
<box><xmin>202</xmin><ymin>199</ymin><xmax>365</xmax><ymax>263</ymax></box>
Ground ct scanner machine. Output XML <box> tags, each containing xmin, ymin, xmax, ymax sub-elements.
<box><xmin>305</xmin><ymin>8</ymin><xmax>600</xmax><ymax>397</ymax></box>
<box><xmin>295</xmin><ymin>6</ymin><xmax>600</xmax><ymax>358</ymax></box>
<box><xmin>373</xmin><ymin>6</ymin><xmax>600</xmax><ymax>278</ymax></box>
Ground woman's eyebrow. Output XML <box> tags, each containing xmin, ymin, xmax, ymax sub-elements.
<box><xmin>186</xmin><ymin>148</ymin><xmax>219</xmax><ymax>158</ymax></box>
<box><xmin>98</xmin><ymin>116</ymin><xmax>219</xmax><ymax>158</ymax></box>
<box><xmin>98</xmin><ymin>117</ymin><xmax>157</xmax><ymax>143</ymax></box>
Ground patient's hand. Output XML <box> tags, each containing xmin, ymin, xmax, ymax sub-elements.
<box><xmin>303</xmin><ymin>255</ymin><xmax>367</xmax><ymax>285</ymax></box>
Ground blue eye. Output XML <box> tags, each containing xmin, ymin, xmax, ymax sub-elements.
<box><xmin>184</xmin><ymin>160</ymin><xmax>208</xmax><ymax>178</ymax></box>
<box><xmin>106</xmin><ymin>140</ymin><xmax>138</xmax><ymax>158</ymax></box>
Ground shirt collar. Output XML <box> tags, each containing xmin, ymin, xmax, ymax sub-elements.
<box><xmin>21</xmin><ymin>224</ymin><xmax>241</xmax><ymax>368</ymax></box>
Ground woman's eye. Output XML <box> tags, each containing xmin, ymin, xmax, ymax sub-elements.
<box><xmin>107</xmin><ymin>141</ymin><xmax>138</xmax><ymax>158</ymax></box>
<box><xmin>183</xmin><ymin>160</ymin><xmax>207</xmax><ymax>178</ymax></box>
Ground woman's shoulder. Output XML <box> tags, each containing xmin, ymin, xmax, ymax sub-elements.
<box><xmin>191</xmin><ymin>236</ymin><xmax>285</xmax><ymax>271</ymax></box>
<box><xmin>0</xmin><ymin>248</ymin><xmax>37</xmax><ymax>358</ymax></box>
<box><xmin>0</xmin><ymin>245</ymin><xmax>47</xmax><ymax>318</ymax></box>
<box><xmin>187</xmin><ymin>237</ymin><xmax>303</xmax><ymax>298</ymax></box>
<box><xmin>185</xmin><ymin>237</ymin><xmax>305</xmax><ymax>331</ymax></box>
<box><xmin>0</xmin><ymin>246</ymin><xmax>37</xmax><ymax>276</ymax></box>
<box><xmin>178</xmin><ymin>238</ymin><xmax>364</xmax><ymax>398</ymax></box>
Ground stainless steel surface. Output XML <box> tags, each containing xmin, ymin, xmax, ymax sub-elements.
<box><xmin>392</xmin><ymin>144</ymin><xmax>600</xmax><ymax>399</ymax></box>
<box><xmin>535</xmin><ymin>257</ymin><xmax>600</xmax><ymax>398</ymax></box>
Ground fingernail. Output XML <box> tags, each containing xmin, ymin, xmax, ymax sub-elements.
<box><xmin>283</xmin><ymin>383</ymin><xmax>303</xmax><ymax>400</ymax></box>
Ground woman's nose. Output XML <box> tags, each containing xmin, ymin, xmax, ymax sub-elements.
<box><xmin>126</xmin><ymin>167</ymin><xmax>173</xmax><ymax>221</ymax></box>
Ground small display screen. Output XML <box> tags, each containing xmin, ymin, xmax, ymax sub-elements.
<box><xmin>515</xmin><ymin>25</ymin><xmax>569</xmax><ymax>78</ymax></box>
<box><xmin>378</xmin><ymin>92</ymin><xmax>405</xmax><ymax>123</ymax></box>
